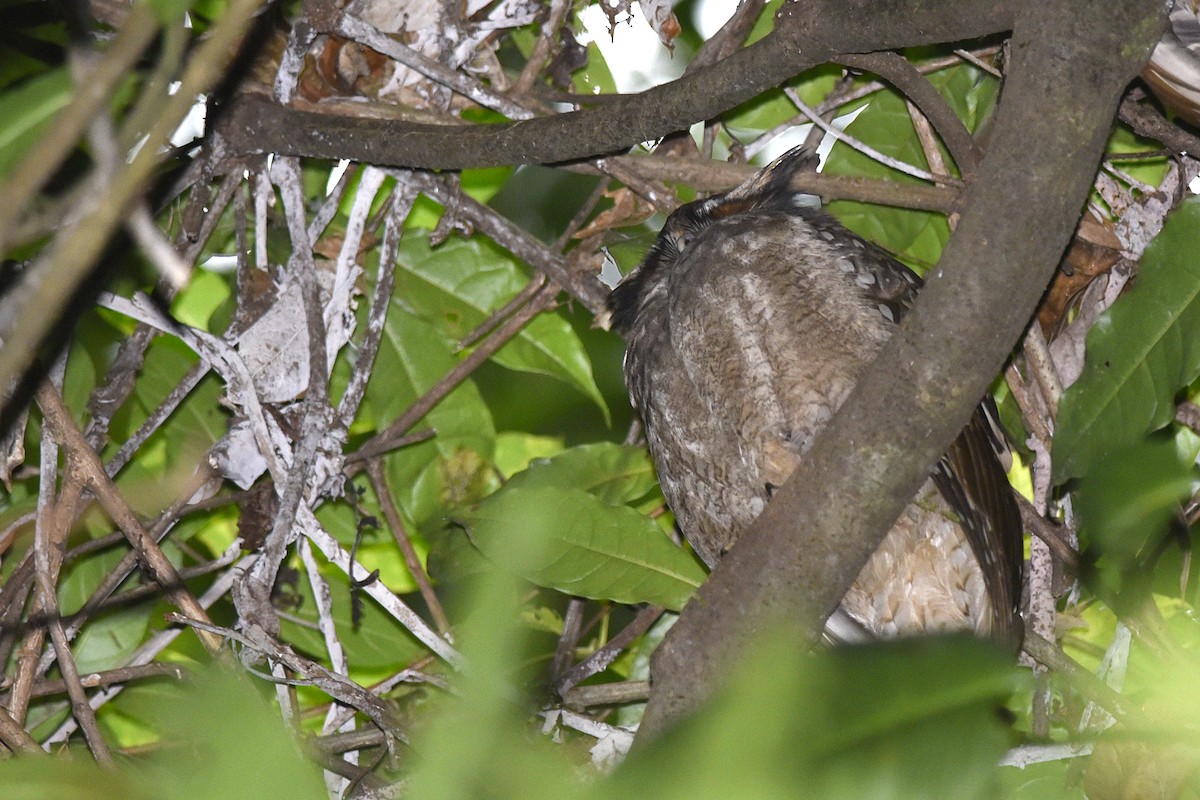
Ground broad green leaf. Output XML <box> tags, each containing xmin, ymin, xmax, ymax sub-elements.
<box><xmin>2</xmin><ymin>666</ymin><xmax>325</xmax><ymax>799</ymax></box>
<box><xmin>369</xmin><ymin>311</ymin><xmax>495</xmax><ymax>526</ymax></box>
<box><xmin>493</xmin><ymin>431</ymin><xmax>565</xmax><ymax>478</ymax></box>
<box><xmin>426</xmin><ymin>523</ymin><xmax>496</xmax><ymax>584</ymax></box>
<box><xmin>1053</xmin><ymin>197</ymin><xmax>1200</xmax><ymax>483</ymax></box>
<box><xmin>504</xmin><ymin>442</ymin><xmax>657</xmax><ymax>506</ymax></box>
<box><xmin>406</xmin><ymin>562</ymin><xmax>577</xmax><ymax>800</ymax></box>
<box><xmin>0</xmin><ymin>758</ymin><xmax>154</xmax><ymax>800</ymax></box>
<box><xmin>999</xmin><ymin>760</ymin><xmax>1087</xmax><ymax>800</ymax></box>
<box><xmin>369</xmin><ymin>308</ymin><xmax>495</xmax><ymax>457</ymax></box>
<box><xmin>824</xmin><ymin>87</ymin><xmax>950</xmax><ymax>273</ymax></box>
<box><xmin>574</xmin><ymin>42</ymin><xmax>618</xmax><ymax>97</ymax></box>
<box><xmin>57</xmin><ymin>546</ymin><xmax>151</xmax><ymax>673</ymax></box>
<box><xmin>0</xmin><ymin>67</ymin><xmax>71</xmax><ymax>180</ymax></box>
<box><xmin>109</xmin><ymin>337</ymin><xmax>226</xmax><ymax>515</ymax></box>
<box><xmin>313</xmin><ymin>482</ymin><xmax>425</xmax><ymax>594</ymax></box>
<box><xmin>605</xmin><ymin>635</ymin><xmax>1018</xmax><ymax>800</ymax></box>
<box><xmin>459</xmin><ymin>485</ymin><xmax>704</xmax><ymax>610</ymax></box>
<box><xmin>171</xmin><ymin>268</ymin><xmax>233</xmax><ymax>330</ymax></box>
<box><xmin>136</xmin><ymin>665</ymin><xmax>326</xmax><ymax>800</ymax></box>
<box><xmin>725</xmin><ymin>66</ymin><xmax>840</xmax><ymax>138</ymax></box>
<box><xmin>1074</xmin><ymin>438</ymin><xmax>1192</xmax><ymax>586</ymax></box>
<box><xmin>393</xmin><ymin>227</ymin><xmax>608</xmax><ymax>421</ymax></box>
<box><xmin>1105</xmin><ymin>124</ymin><xmax>1170</xmax><ymax>190</ymax></box>
<box><xmin>925</xmin><ymin>60</ymin><xmax>999</xmax><ymax>135</ymax></box>
<box><xmin>744</xmin><ymin>0</ymin><xmax>783</xmax><ymax>45</ymax></box>
<box><xmin>146</xmin><ymin>0</ymin><xmax>192</xmax><ymax>23</ymax></box>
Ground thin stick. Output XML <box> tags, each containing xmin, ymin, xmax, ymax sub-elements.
<box><xmin>35</xmin><ymin>383</ymin><xmax>223</xmax><ymax>653</ymax></box>
<box><xmin>366</xmin><ymin>462</ymin><xmax>452</xmax><ymax>635</ymax></box>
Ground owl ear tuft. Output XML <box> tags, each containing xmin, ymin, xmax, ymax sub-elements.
<box><xmin>726</xmin><ymin>144</ymin><xmax>819</xmax><ymax>202</ymax></box>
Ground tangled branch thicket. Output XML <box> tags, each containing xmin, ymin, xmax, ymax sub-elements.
<box><xmin>4</xmin><ymin>0</ymin><xmax>1200</xmax><ymax>797</ymax></box>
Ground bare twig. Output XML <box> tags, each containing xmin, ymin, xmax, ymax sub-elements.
<box><xmin>562</xmin><ymin>680</ymin><xmax>651</xmax><ymax>709</ymax></box>
<box><xmin>789</xmin><ymin>89</ymin><xmax>963</xmax><ymax>185</ymax></box>
<box><xmin>514</xmin><ymin>0</ymin><xmax>573</xmax><ymax>94</ymax></box>
<box><xmin>550</xmin><ymin>598</ymin><xmax>586</xmax><ymax>687</ymax></box>
<box><xmin>1023</xmin><ymin>321</ymin><xmax>1064</xmax><ymax>417</ymax></box>
<box><xmin>35</xmin><ymin>383</ymin><xmax>222</xmax><ymax>653</ymax></box>
<box><xmin>402</xmin><ymin>171</ymin><xmax>608</xmax><ymax>312</ymax></box>
<box><xmin>557</xmin><ymin>605</ymin><xmax>664</xmax><ymax>694</ymax></box>
<box><xmin>366</xmin><ymin>462</ymin><xmax>451</xmax><ymax>636</ymax></box>
<box><xmin>337</xmin><ymin>181</ymin><xmax>417</xmax><ymax>430</ymax></box>
<box><xmin>297</xmin><ymin>507</ymin><xmax>462</xmax><ymax>667</ymax></box>
<box><xmin>42</xmin><ymin>549</ymin><xmax>249</xmax><ymax>747</ymax></box>
<box><xmin>840</xmin><ymin>51</ymin><xmax>982</xmax><ymax>177</ymax></box>
<box><xmin>0</xmin><ymin>3</ymin><xmax>160</xmax><ymax>252</ymax></box>
<box><xmin>1022</xmin><ymin>630</ymin><xmax>1138</xmax><ymax>722</ymax></box>
<box><xmin>337</xmin><ymin>14</ymin><xmax>537</xmax><ymax>120</ymax></box>
<box><xmin>352</xmin><ymin>283</ymin><xmax>559</xmax><ymax>464</ymax></box>
<box><xmin>0</xmin><ymin>705</ymin><xmax>41</xmax><ymax>755</ymax></box>
<box><xmin>165</xmin><ymin>612</ymin><xmax>409</xmax><ymax>743</ymax></box>
<box><xmin>1016</xmin><ymin>494</ymin><xmax>1080</xmax><ymax>573</ymax></box>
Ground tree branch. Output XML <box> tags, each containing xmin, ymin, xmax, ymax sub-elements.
<box><xmin>218</xmin><ymin>0</ymin><xmax>1015</xmax><ymax>169</ymax></box>
<box><xmin>635</xmin><ymin>0</ymin><xmax>1168</xmax><ymax>743</ymax></box>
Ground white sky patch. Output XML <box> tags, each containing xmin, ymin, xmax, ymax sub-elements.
<box><xmin>326</xmin><ymin>160</ymin><xmax>351</xmax><ymax>196</ymax></box>
<box><xmin>199</xmin><ymin>254</ymin><xmax>239</xmax><ymax>272</ymax></box>
<box><xmin>170</xmin><ymin>82</ymin><xmax>207</xmax><ymax>148</ymax></box>
<box><xmin>692</xmin><ymin>0</ymin><xmax>736</xmax><ymax>39</ymax></box>
<box><xmin>598</xmin><ymin>248</ymin><xmax>624</xmax><ymax>289</ymax></box>
<box><xmin>579</xmin><ymin>3</ymin><xmax>683</xmax><ymax>93</ymax></box>
<box><xmin>1190</xmin><ymin>173</ymin><xmax>1200</xmax><ymax>194</ymax></box>
<box><xmin>751</xmin><ymin>104</ymin><xmax>868</xmax><ymax>170</ymax></box>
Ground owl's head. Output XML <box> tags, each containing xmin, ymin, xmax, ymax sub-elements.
<box><xmin>605</xmin><ymin>145</ymin><xmax>819</xmax><ymax>337</ymax></box>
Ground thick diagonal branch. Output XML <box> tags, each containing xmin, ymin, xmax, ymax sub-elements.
<box><xmin>636</xmin><ymin>0</ymin><xmax>1167</xmax><ymax>742</ymax></box>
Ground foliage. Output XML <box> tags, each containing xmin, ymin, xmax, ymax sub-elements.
<box><xmin>1054</xmin><ymin>197</ymin><xmax>1200</xmax><ymax>482</ymax></box>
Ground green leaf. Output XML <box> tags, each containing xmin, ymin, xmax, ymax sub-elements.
<box><xmin>57</xmin><ymin>546</ymin><xmax>151</xmax><ymax>673</ymax></box>
<box><xmin>504</xmin><ymin>442</ymin><xmax>657</xmax><ymax>505</ymax></box>
<box><xmin>605</xmin><ymin>635</ymin><xmax>1018</xmax><ymax>800</ymax></box>
<box><xmin>367</xmin><ymin>310</ymin><xmax>496</xmax><ymax>526</ymax></box>
<box><xmin>108</xmin><ymin>337</ymin><xmax>227</xmax><ymax>515</ymax></box>
<box><xmin>171</xmin><ymin>268</ymin><xmax>233</xmax><ymax>330</ymax></box>
<box><xmin>146</xmin><ymin>0</ymin><xmax>192</xmax><ymax>23</ymax></box>
<box><xmin>1075</xmin><ymin>437</ymin><xmax>1193</xmax><ymax>581</ymax></box>
<box><xmin>725</xmin><ymin>67</ymin><xmax>840</xmax><ymax>138</ymax></box>
<box><xmin>1053</xmin><ymin>197</ymin><xmax>1200</xmax><ymax>483</ymax></box>
<box><xmin>493</xmin><ymin>431</ymin><xmax>565</xmax><ymax>478</ymax></box>
<box><xmin>925</xmin><ymin>60</ymin><xmax>999</xmax><ymax>135</ymax></box>
<box><xmin>0</xmin><ymin>665</ymin><xmax>325</xmax><ymax>800</ymax></box>
<box><xmin>0</xmin><ymin>758</ymin><xmax>155</xmax><ymax>800</ymax></box>
<box><xmin>394</xmin><ymin>233</ymin><xmax>608</xmax><ymax>421</ymax></box>
<box><xmin>0</xmin><ymin>67</ymin><xmax>71</xmax><ymax>180</ymax></box>
<box><xmin>136</xmin><ymin>665</ymin><xmax>326</xmax><ymax>800</ymax></box>
<box><xmin>1000</xmin><ymin>759</ymin><xmax>1086</xmax><ymax>800</ymax></box>
<box><xmin>405</xmin><ymin>562</ymin><xmax>577</xmax><ymax>800</ymax></box>
<box><xmin>824</xmin><ymin>88</ymin><xmax>950</xmax><ymax>273</ymax></box>
<box><xmin>459</xmin><ymin>485</ymin><xmax>704</xmax><ymax>610</ymax></box>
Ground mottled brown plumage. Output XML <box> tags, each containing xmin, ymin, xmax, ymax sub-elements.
<box><xmin>607</xmin><ymin>147</ymin><xmax>1023</xmax><ymax>644</ymax></box>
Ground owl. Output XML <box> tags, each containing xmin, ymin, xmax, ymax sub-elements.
<box><xmin>607</xmin><ymin>147</ymin><xmax>1023</xmax><ymax>644</ymax></box>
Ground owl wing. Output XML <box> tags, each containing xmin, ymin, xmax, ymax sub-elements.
<box><xmin>831</xmin><ymin>215</ymin><xmax>1025</xmax><ymax>641</ymax></box>
<box><xmin>667</xmin><ymin>209</ymin><xmax>1023</xmax><ymax>641</ymax></box>
<box><xmin>849</xmin><ymin>231</ymin><xmax>1027</xmax><ymax>642</ymax></box>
